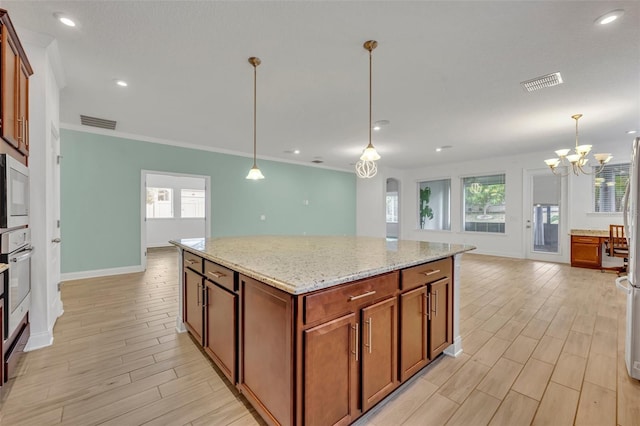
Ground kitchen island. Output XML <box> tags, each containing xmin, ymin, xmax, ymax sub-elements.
<box><xmin>170</xmin><ymin>236</ymin><xmax>474</xmax><ymax>426</ymax></box>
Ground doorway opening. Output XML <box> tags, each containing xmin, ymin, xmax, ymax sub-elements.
<box><xmin>141</xmin><ymin>171</ymin><xmax>211</xmax><ymax>270</ymax></box>
<box><xmin>386</xmin><ymin>178</ymin><xmax>400</xmax><ymax>240</ymax></box>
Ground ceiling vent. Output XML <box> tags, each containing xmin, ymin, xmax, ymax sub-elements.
<box><xmin>520</xmin><ymin>72</ymin><xmax>563</xmax><ymax>92</ymax></box>
<box><xmin>80</xmin><ymin>115</ymin><xmax>117</xmax><ymax>130</ymax></box>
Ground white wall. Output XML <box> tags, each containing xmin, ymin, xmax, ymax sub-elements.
<box><xmin>20</xmin><ymin>31</ymin><xmax>65</xmax><ymax>350</ymax></box>
<box><xmin>145</xmin><ymin>173</ymin><xmax>207</xmax><ymax>247</ymax></box>
<box><xmin>357</xmin><ymin>140</ymin><xmax>632</xmax><ymax>262</ymax></box>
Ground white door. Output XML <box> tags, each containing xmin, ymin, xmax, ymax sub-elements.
<box><xmin>524</xmin><ymin>169</ymin><xmax>567</xmax><ymax>262</ymax></box>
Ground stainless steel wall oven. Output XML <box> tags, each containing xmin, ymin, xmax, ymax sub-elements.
<box><xmin>1</xmin><ymin>228</ymin><xmax>31</xmax><ymax>339</ymax></box>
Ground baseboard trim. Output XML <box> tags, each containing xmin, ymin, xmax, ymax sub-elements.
<box><xmin>61</xmin><ymin>265</ymin><xmax>144</xmax><ymax>281</ymax></box>
<box><xmin>25</xmin><ymin>329</ymin><xmax>53</xmax><ymax>351</ymax></box>
<box><xmin>444</xmin><ymin>336</ymin><xmax>463</xmax><ymax>357</ymax></box>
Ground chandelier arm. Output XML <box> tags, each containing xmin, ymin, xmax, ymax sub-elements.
<box><xmin>550</xmin><ymin>166</ymin><xmax>571</xmax><ymax>177</ymax></box>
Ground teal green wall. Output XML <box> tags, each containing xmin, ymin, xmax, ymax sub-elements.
<box><xmin>61</xmin><ymin>129</ymin><xmax>356</xmax><ymax>274</ymax></box>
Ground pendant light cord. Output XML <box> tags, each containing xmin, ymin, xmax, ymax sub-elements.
<box><xmin>369</xmin><ymin>46</ymin><xmax>372</xmax><ymax>149</ymax></box>
<box><xmin>253</xmin><ymin>63</ymin><xmax>257</xmax><ymax>168</ymax></box>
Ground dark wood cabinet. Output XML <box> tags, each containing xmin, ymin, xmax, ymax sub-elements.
<box><xmin>400</xmin><ymin>258</ymin><xmax>453</xmax><ymax>381</ymax></box>
<box><xmin>570</xmin><ymin>235</ymin><xmax>602</xmax><ymax>269</ymax></box>
<box><xmin>428</xmin><ymin>277</ymin><xmax>452</xmax><ymax>359</ymax></box>
<box><xmin>0</xmin><ymin>9</ymin><xmax>32</xmax><ymax>164</ymax></box>
<box><xmin>184</xmin><ymin>268</ymin><xmax>204</xmax><ymax>344</ymax></box>
<box><xmin>399</xmin><ymin>286</ymin><xmax>428</xmax><ymax>381</ymax></box>
<box><xmin>0</xmin><ymin>301</ymin><xmax>3</xmax><ymax>386</ymax></box>
<box><xmin>204</xmin><ymin>280</ymin><xmax>236</xmax><ymax>383</ymax></box>
<box><xmin>304</xmin><ymin>313</ymin><xmax>358</xmax><ymax>426</ymax></box>
<box><xmin>361</xmin><ymin>296</ymin><xmax>398</xmax><ymax>412</ymax></box>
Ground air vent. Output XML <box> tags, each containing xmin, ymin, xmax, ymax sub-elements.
<box><xmin>520</xmin><ymin>72</ymin><xmax>563</xmax><ymax>92</ymax></box>
<box><xmin>80</xmin><ymin>115</ymin><xmax>117</xmax><ymax>130</ymax></box>
<box><xmin>311</xmin><ymin>160</ymin><xmax>324</xmax><ymax>164</ymax></box>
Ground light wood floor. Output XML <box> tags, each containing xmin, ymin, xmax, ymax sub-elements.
<box><xmin>1</xmin><ymin>249</ymin><xmax>639</xmax><ymax>425</ymax></box>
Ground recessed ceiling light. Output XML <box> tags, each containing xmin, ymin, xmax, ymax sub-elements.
<box><xmin>54</xmin><ymin>12</ymin><xmax>76</xmax><ymax>27</ymax></box>
<box><xmin>115</xmin><ymin>80</ymin><xmax>128</xmax><ymax>87</ymax></box>
<box><xmin>436</xmin><ymin>145</ymin><xmax>453</xmax><ymax>152</ymax></box>
<box><xmin>595</xmin><ymin>9</ymin><xmax>624</xmax><ymax>25</ymax></box>
<box><xmin>627</xmin><ymin>130</ymin><xmax>637</xmax><ymax>134</ymax></box>
<box><xmin>293</xmin><ymin>149</ymin><xmax>300</xmax><ymax>154</ymax></box>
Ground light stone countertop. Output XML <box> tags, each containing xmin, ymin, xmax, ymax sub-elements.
<box><xmin>0</xmin><ymin>263</ymin><xmax>8</xmax><ymax>274</ymax></box>
<box><xmin>570</xmin><ymin>229</ymin><xmax>610</xmax><ymax>238</ymax></box>
<box><xmin>170</xmin><ymin>236</ymin><xmax>476</xmax><ymax>295</ymax></box>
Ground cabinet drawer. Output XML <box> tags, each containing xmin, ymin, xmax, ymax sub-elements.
<box><xmin>204</xmin><ymin>260</ymin><xmax>235</xmax><ymax>292</ymax></box>
<box><xmin>184</xmin><ymin>251</ymin><xmax>203</xmax><ymax>273</ymax></box>
<box><xmin>571</xmin><ymin>236</ymin><xmax>600</xmax><ymax>244</ymax></box>
<box><xmin>401</xmin><ymin>258</ymin><xmax>452</xmax><ymax>291</ymax></box>
<box><xmin>304</xmin><ymin>272</ymin><xmax>398</xmax><ymax>325</ymax></box>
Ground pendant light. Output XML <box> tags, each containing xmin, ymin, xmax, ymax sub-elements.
<box><xmin>356</xmin><ymin>40</ymin><xmax>381</xmax><ymax>179</ymax></box>
<box><xmin>246</xmin><ymin>56</ymin><xmax>265</xmax><ymax>180</ymax></box>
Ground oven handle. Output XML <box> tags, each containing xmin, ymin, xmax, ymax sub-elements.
<box><xmin>10</xmin><ymin>247</ymin><xmax>33</xmax><ymax>263</ymax></box>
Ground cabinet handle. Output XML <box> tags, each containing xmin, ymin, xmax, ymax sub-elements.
<box><xmin>186</xmin><ymin>259</ymin><xmax>197</xmax><ymax>265</ymax></box>
<box><xmin>207</xmin><ymin>270</ymin><xmax>225</xmax><ymax>279</ymax></box>
<box><xmin>422</xmin><ymin>269</ymin><xmax>441</xmax><ymax>276</ymax></box>
<box><xmin>434</xmin><ymin>290</ymin><xmax>439</xmax><ymax>317</ymax></box>
<box><xmin>197</xmin><ymin>283</ymin><xmax>201</xmax><ymax>306</ymax></box>
<box><xmin>352</xmin><ymin>323</ymin><xmax>359</xmax><ymax>361</ymax></box>
<box><xmin>25</xmin><ymin>118</ymin><xmax>28</xmax><ymax>149</ymax></box>
<box><xmin>427</xmin><ymin>293</ymin><xmax>432</xmax><ymax>321</ymax></box>
<box><xmin>349</xmin><ymin>290</ymin><xmax>376</xmax><ymax>301</ymax></box>
<box><xmin>17</xmin><ymin>117</ymin><xmax>23</xmax><ymax>142</ymax></box>
<box><xmin>367</xmin><ymin>317</ymin><xmax>373</xmax><ymax>354</ymax></box>
<box><xmin>422</xmin><ymin>293</ymin><xmax>427</xmax><ymax>317</ymax></box>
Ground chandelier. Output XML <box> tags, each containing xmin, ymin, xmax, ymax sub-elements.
<box><xmin>246</xmin><ymin>57</ymin><xmax>265</xmax><ymax>180</ymax></box>
<box><xmin>544</xmin><ymin>114</ymin><xmax>612</xmax><ymax>176</ymax></box>
<box><xmin>355</xmin><ymin>40</ymin><xmax>381</xmax><ymax>179</ymax></box>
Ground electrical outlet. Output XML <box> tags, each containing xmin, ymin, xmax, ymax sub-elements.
<box><xmin>57</xmin><ymin>282</ymin><xmax>62</xmax><ymax>292</ymax></box>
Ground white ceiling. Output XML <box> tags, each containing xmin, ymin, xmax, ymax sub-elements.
<box><xmin>3</xmin><ymin>1</ymin><xmax>639</xmax><ymax>172</ymax></box>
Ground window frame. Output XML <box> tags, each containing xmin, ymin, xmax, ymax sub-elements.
<box><xmin>461</xmin><ymin>173</ymin><xmax>507</xmax><ymax>234</ymax></box>
<box><xmin>417</xmin><ymin>178</ymin><xmax>452</xmax><ymax>231</ymax></box>
<box><xmin>146</xmin><ymin>187</ymin><xmax>174</xmax><ymax>219</ymax></box>
<box><xmin>592</xmin><ymin>162</ymin><xmax>630</xmax><ymax>214</ymax></box>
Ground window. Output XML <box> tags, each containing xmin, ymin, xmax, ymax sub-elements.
<box><xmin>418</xmin><ymin>179</ymin><xmax>451</xmax><ymax>230</ymax></box>
<box><xmin>386</xmin><ymin>192</ymin><xmax>398</xmax><ymax>223</ymax></box>
<box><xmin>146</xmin><ymin>187</ymin><xmax>173</xmax><ymax>218</ymax></box>
<box><xmin>181</xmin><ymin>189</ymin><xmax>206</xmax><ymax>218</ymax></box>
<box><xmin>463</xmin><ymin>174</ymin><xmax>506</xmax><ymax>233</ymax></box>
<box><xmin>594</xmin><ymin>163</ymin><xmax>630</xmax><ymax>212</ymax></box>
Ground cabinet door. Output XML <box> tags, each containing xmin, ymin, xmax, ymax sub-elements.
<box><xmin>184</xmin><ymin>268</ymin><xmax>204</xmax><ymax>344</ymax></box>
<box><xmin>204</xmin><ymin>281</ymin><xmax>236</xmax><ymax>383</ymax></box>
<box><xmin>0</xmin><ymin>302</ymin><xmax>3</xmax><ymax>385</ymax></box>
<box><xmin>429</xmin><ymin>277</ymin><xmax>452</xmax><ymax>359</ymax></box>
<box><xmin>400</xmin><ymin>286</ymin><xmax>428</xmax><ymax>382</ymax></box>
<box><xmin>17</xmin><ymin>60</ymin><xmax>28</xmax><ymax>156</ymax></box>
<box><xmin>0</xmin><ymin>25</ymin><xmax>18</xmax><ymax>149</ymax></box>
<box><xmin>570</xmin><ymin>237</ymin><xmax>601</xmax><ymax>268</ymax></box>
<box><xmin>361</xmin><ymin>296</ymin><xmax>398</xmax><ymax>412</ymax></box>
<box><xmin>304</xmin><ymin>313</ymin><xmax>358</xmax><ymax>426</ymax></box>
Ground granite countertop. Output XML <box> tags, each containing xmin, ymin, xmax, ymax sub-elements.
<box><xmin>170</xmin><ymin>236</ymin><xmax>475</xmax><ymax>295</ymax></box>
<box><xmin>0</xmin><ymin>263</ymin><xmax>8</xmax><ymax>274</ymax></box>
<box><xmin>570</xmin><ymin>229</ymin><xmax>610</xmax><ymax>238</ymax></box>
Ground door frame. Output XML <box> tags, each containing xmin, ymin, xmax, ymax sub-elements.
<box><xmin>523</xmin><ymin>168</ymin><xmax>569</xmax><ymax>263</ymax></box>
<box><xmin>140</xmin><ymin>170</ymin><xmax>211</xmax><ymax>270</ymax></box>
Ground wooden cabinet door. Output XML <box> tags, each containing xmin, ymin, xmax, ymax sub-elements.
<box><xmin>204</xmin><ymin>281</ymin><xmax>236</xmax><ymax>383</ymax></box>
<box><xmin>0</xmin><ymin>25</ymin><xmax>18</xmax><ymax>149</ymax></box>
<box><xmin>17</xmin><ymin>60</ymin><xmax>28</xmax><ymax>156</ymax></box>
<box><xmin>570</xmin><ymin>237</ymin><xmax>601</xmax><ymax>268</ymax></box>
<box><xmin>304</xmin><ymin>313</ymin><xmax>358</xmax><ymax>426</ymax></box>
<box><xmin>400</xmin><ymin>286</ymin><xmax>428</xmax><ymax>382</ymax></box>
<box><xmin>429</xmin><ymin>277</ymin><xmax>452</xmax><ymax>359</ymax></box>
<box><xmin>184</xmin><ymin>268</ymin><xmax>204</xmax><ymax>344</ymax></box>
<box><xmin>361</xmin><ymin>296</ymin><xmax>398</xmax><ymax>412</ymax></box>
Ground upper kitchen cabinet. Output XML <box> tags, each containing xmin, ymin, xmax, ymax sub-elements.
<box><xmin>0</xmin><ymin>9</ymin><xmax>33</xmax><ymax>165</ymax></box>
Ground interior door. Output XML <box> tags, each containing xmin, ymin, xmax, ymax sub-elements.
<box><xmin>524</xmin><ymin>169</ymin><xmax>566</xmax><ymax>262</ymax></box>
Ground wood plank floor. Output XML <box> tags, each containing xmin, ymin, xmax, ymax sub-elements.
<box><xmin>1</xmin><ymin>249</ymin><xmax>639</xmax><ymax>425</ymax></box>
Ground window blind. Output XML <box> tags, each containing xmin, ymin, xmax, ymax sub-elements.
<box><xmin>594</xmin><ymin>163</ymin><xmax>630</xmax><ymax>212</ymax></box>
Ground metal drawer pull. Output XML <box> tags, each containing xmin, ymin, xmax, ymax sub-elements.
<box><xmin>349</xmin><ymin>290</ymin><xmax>376</xmax><ymax>301</ymax></box>
<box><xmin>422</xmin><ymin>269</ymin><xmax>441</xmax><ymax>276</ymax></box>
<box><xmin>434</xmin><ymin>290</ymin><xmax>439</xmax><ymax>317</ymax></box>
<box><xmin>207</xmin><ymin>271</ymin><xmax>225</xmax><ymax>279</ymax></box>
<box><xmin>186</xmin><ymin>259</ymin><xmax>198</xmax><ymax>265</ymax></box>
<box><xmin>197</xmin><ymin>283</ymin><xmax>201</xmax><ymax>306</ymax></box>
<box><xmin>352</xmin><ymin>323</ymin><xmax>359</xmax><ymax>361</ymax></box>
<box><xmin>367</xmin><ymin>317</ymin><xmax>373</xmax><ymax>354</ymax></box>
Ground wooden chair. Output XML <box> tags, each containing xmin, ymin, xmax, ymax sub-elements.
<box><xmin>609</xmin><ymin>224</ymin><xmax>628</xmax><ymax>275</ymax></box>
